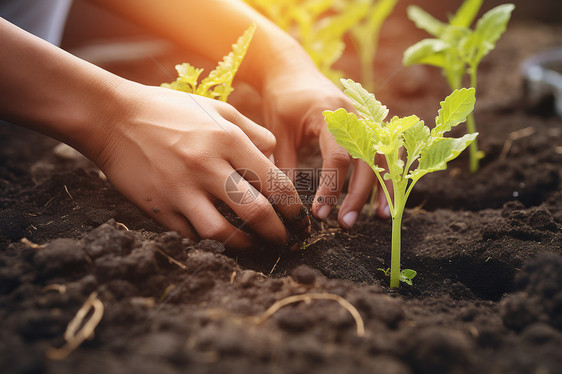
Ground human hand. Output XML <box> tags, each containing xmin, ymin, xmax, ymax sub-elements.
<box><xmin>90</xmin><ymin>82</ymin><xmax>310</xmax><ymax>249</ymax></box>
<box><xmin>261</xmin><ymin>66</ymin><xmax>391</xmax><ymax>229</ymax></box>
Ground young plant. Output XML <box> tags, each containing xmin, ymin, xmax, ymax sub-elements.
<box><xmin>378</xmin><ymin>267</ymin><xmax>417</xmax><ymax>286</ymax></box>
<box><xmin>335</xmin><ymin>0</ymin><xmax>398</xmax><ymax>91</ymax></box>
<box><xmin>244</xmin><ymin>0</ymin><xmax>367</xmax><ymax>82</ymax></box>
<box><xmin>161</xmin><ymin>24</ymin><xmax>255</xmax><ymax>102</ymax></box>
<box><xmin>403</xmin><ymin>0</ymin><xmax>514</xmax><ymax>173</ymax></box>
<box><xmin>324</xmin><ymin>79</ymin><xmax>477</xmax><ymax>288</ymax></box>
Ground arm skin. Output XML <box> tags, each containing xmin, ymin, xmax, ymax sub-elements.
<box><xmin>0</xmin><ymin>17</ymin><xmax>310</xmax><ymax>249</ymax></box>
<box><xmin>88</xmin><ymin>0</ymin><xmax>391</xmax><ymax>227</ymax></box>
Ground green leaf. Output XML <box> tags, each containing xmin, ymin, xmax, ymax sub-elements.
<box><xmin>162</xmin><ymin>24</ymin><xmax>255</xmax><ymax>102</ymax></box>
<box><xmin>403</xmin><ymin>120</ymin><xmax>430</xmax><ymax>167</ymax></box>
<box><xmin>176</xmin><ymin>63</ymin><xmax>203</xmax><ymax>90</ymax></box>
<box><xmin>323</xmin><ymin>108</ymin><xmax>381</xmax><ymax>171</ymax></box>
<box><xmin>403</xmin><ymin>38</ymin><xmax>448</xmax><ymax>67</ymax></box>
<box><xmin>312</xmin><ymin>2</ymin><xmax>365</xmax><ymax>67</ymax></box>
<box><xmin>161</xmin><ymin>63</ymin><xmax>202</xmax><ymax>93</ymax></box>
<box><xmin>450</xmin><ymin>0</ymin><xmax>483</xmax><ymax>27</ymax></box>
<box><xmin>368</xmin><ymin>0</ymin><xmax>398</xmax><ymax>30</ymax></box>
<box><xmin>378</xmin><ymin>267</ymin><xmax>391</xmax><ymax>276</ymax></box>
<box><xmin>340</xmin><ymin>79</ymin><xmax>389</xmax><ymax>123</ymax></box>
<box><xmin>387</xmin><ymin>115</ymin><xmax>421</xmax><ymax>137</ymax></box>
<box><xmin>199</xmin><ymin>23</ymin><xmax>256</xmax><ymax>101</ymax></box>
<box><xmin>433</xmin><ymin>87</ymin><xmax>476</xmax><ymax>137</ymax></box>
<box><xmin>413</xmin><ymin>132</ymin><xmax>478</xmax><ymax>179</ymax></box>
<box><xmin>407</xmin><ymin>5</ymin><xmax>447</xmax><ymax>37</ymax></box>
<box><xmin>399</xmin><ymin>269</ymin><xmax>417</xmax><ymax>285</ymax></box>
<box><xmin>472</xmin><ymin>4</ymin><xmax>514</xmax><ymax>62</ymax></box>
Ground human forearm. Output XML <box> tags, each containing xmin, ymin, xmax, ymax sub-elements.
<box><xmin>0</xmin><ymin>18</ymin><xmax>128</xmax><ymax>164</ymax></box>
<box><xmin>87</xmin><ymin>0</ymin><xmax>316</xmax><ymax>92</ymax></box>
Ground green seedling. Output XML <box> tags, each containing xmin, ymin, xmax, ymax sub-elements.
<box><xmin>403</xmin><ymin>0</ymin><xmax>514</xmax><ymax>173</ymax></box>
<box><xmin>378</xmin><ymin>267</ymin><xmax>417</xmax><ymax>286</ymax></box>
<box><xmin>324</xmin><ymin>79</ymin><xmax>477</xmax><ymax>288</ymax></box>
<box><xmin>336</xmin><ymin>0</ymin><xmax>398</xmax><ymax>91</ymax></box>
<box><xmin>162</xmin><ymin>24</ymin><xmax>255</xmax><ymax>101</ymax></box>
<box><xmin>244</xmin><ymin>0</ymin><xmax>367</xmax><ymax>82</ymax></box>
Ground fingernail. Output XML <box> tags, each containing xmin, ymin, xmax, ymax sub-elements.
<box><xmin>342</xmin><ymin>211</ymin><xmax>358</xmax><ymax>229</ymax></box>
<box><xmin>384</xmin><ymin>205</ymin><xmax>391</xmax><ymax>218</ymax></box>
<box><xmin>317</xmin><ymin>205</ymin><xmax>331</xmax><ymax>220</ymax></box>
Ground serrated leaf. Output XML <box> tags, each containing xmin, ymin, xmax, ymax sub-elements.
<box><xmin>323</xmin><ymin>109</ymin><xmax>381</xmax><ymax>171</ymax></box>
<box><xmin>199</xmin><ymin>23</ymin><xmax>256</xmax><ymax>101</ymax></box>
<box><xmin>162</xmin><ymin>24</ymin><xmax>255</xmax><ymax>102</ymax></box>
<box><xmin>407</xmin><ymin>5</ymin><xmax>447</xmax><ymax>37</ymax></box>
<box><xmin>403</xmin><ymin>120</ymin><xmax>430</xmax><ymax>166</ymax></box>
<box><xmin>472</xmin><ymin>4</ymin><xmax>514</xmax><ymax>62</ymax></box>
<box><xmin>340</xmin><ymin>79</ymin><xmax>389</xmax><ymax>123</ymax></box>
<box><xmin>403</xmin><ymin>38</ymin><xmax>448</xmax><ymax>67</ymax></box>
<box><xmin>433</xmin><ymin>88</ymin><xmax>476</xmax><ymax>137</ymax></box>
<box><xmin>387</xmin><ymin>115</ymin><xmax>421</xmax><ymax>136</ymax></box>
<box><xmin>161</xmin><ymin>63</ymin><xmax>202</xmax><ymax>93</ymax></box>
<box><xmin>412</xmin><ymin>132</ymin><xmax>478</xmax><ymax>180</ymax></box>
<box><xmin>450</xmin><ymin>0</ymin><xmax>483</xmax><ymax>27</ymax></box>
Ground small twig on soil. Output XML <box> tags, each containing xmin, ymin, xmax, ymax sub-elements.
<box><xmin>230</xmin><ymin>271</ymin><xmax>237</xmax><ymax>284</ymax></box>
<box><xmin>46</xmin><ymin>292</ymin><xmax>104</xmax><ymax>360</ymax></box>
<box><xmin>158</xmin><ymin>284</ymin><xmax>177</xmax><ymax>303</ymax></box>
<box><xmin>20</xmin><ymin>237</ymin><xmax>46</xmax><ymax>249</ymax></box>
<box><xmin>42</xmin><ymin>196</ymin><xmax>56</xmax><ymax>208</ymax></box>
<box><xmin>268</xmin><ymin>255</ymin><xmax>281</xmax><ymax>275</ymax></box>
<box><xmin>255</xmin><ymin>293</ymin><xmax>365</xmax><ymax>337</ymax></box>
<box><xmin>63</xmin><ymin>185</ymin><xmax>73</xmax><ymax>200</ymax></box>
<box><xmin>42</xmin><ymin>284</ymin><xmax>67</xmax><ymax>294</ymax></box>
<box><xmin>154</xmin><ymin>247</ymin><xmax>187</xmax><ymax>270</ymax></box>
<box><xmin>115</xmin><ymin>222</ymin><xmax>129</xmax><ymax>231</ymax></box>
<box><xmin>499</xmin><ymin>126</ymin><xmax>536</xmax><ymax>160</ymax></box>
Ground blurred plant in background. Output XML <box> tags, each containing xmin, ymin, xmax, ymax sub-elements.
<box><xmin>245</xmin><ymin>0</ymin><xmax>397</xmax><ymax>88</ymax></box>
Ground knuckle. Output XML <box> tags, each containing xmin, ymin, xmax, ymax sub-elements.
<box><xmin>179</xmin><ymin>146</ymin><xmax>214</xmax><ymax>171</ymax></box>
<box><xmin>223</xmin><ymin>124</ymin><xmax>246</xmax><ymax>143</ymax></box>
<box><xmin>215</xmin><ymin>101</ymin><xmax>237</xmax><ymax>116</ymax></box>
<box><xmin>260</xmin><ymin>129</ymin><xmax>276</xmax><ymax>154</ymax></box>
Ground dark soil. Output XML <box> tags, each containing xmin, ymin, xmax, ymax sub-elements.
<box><xmin>2</xmin><ymin>12</ymin><xmax>562</xmax><ymax>374</ymax></box>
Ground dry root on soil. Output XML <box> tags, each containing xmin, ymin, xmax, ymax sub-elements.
<box><xmin>46</xmin><ymin>292</ymin><xmax>104</xmax><ymax>360</ymax></box>
<box><xmin>255</xmin><ymin>293</ymin><xmax>365</xmax><ymax>337</ymax></box>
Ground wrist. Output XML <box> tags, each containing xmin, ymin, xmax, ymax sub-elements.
<box><xmin>247</xmin><ymin>34</ymin><xmax>320</xmax><ymax>95</ymax></box>
<box><xmin>37</xmin><ymin>61</ymin><xmax>135</xmax><ymax>170</ymax></box>
<box><xmin>65</xmin><ymin>74</ymin><xmax>137</xmax><ymax>169</ymax></box>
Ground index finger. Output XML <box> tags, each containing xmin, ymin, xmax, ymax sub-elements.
<box><xmin>224</xmin><ymin>128</ymin><xmax>311</xmax><ymax>243</ymax></box>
